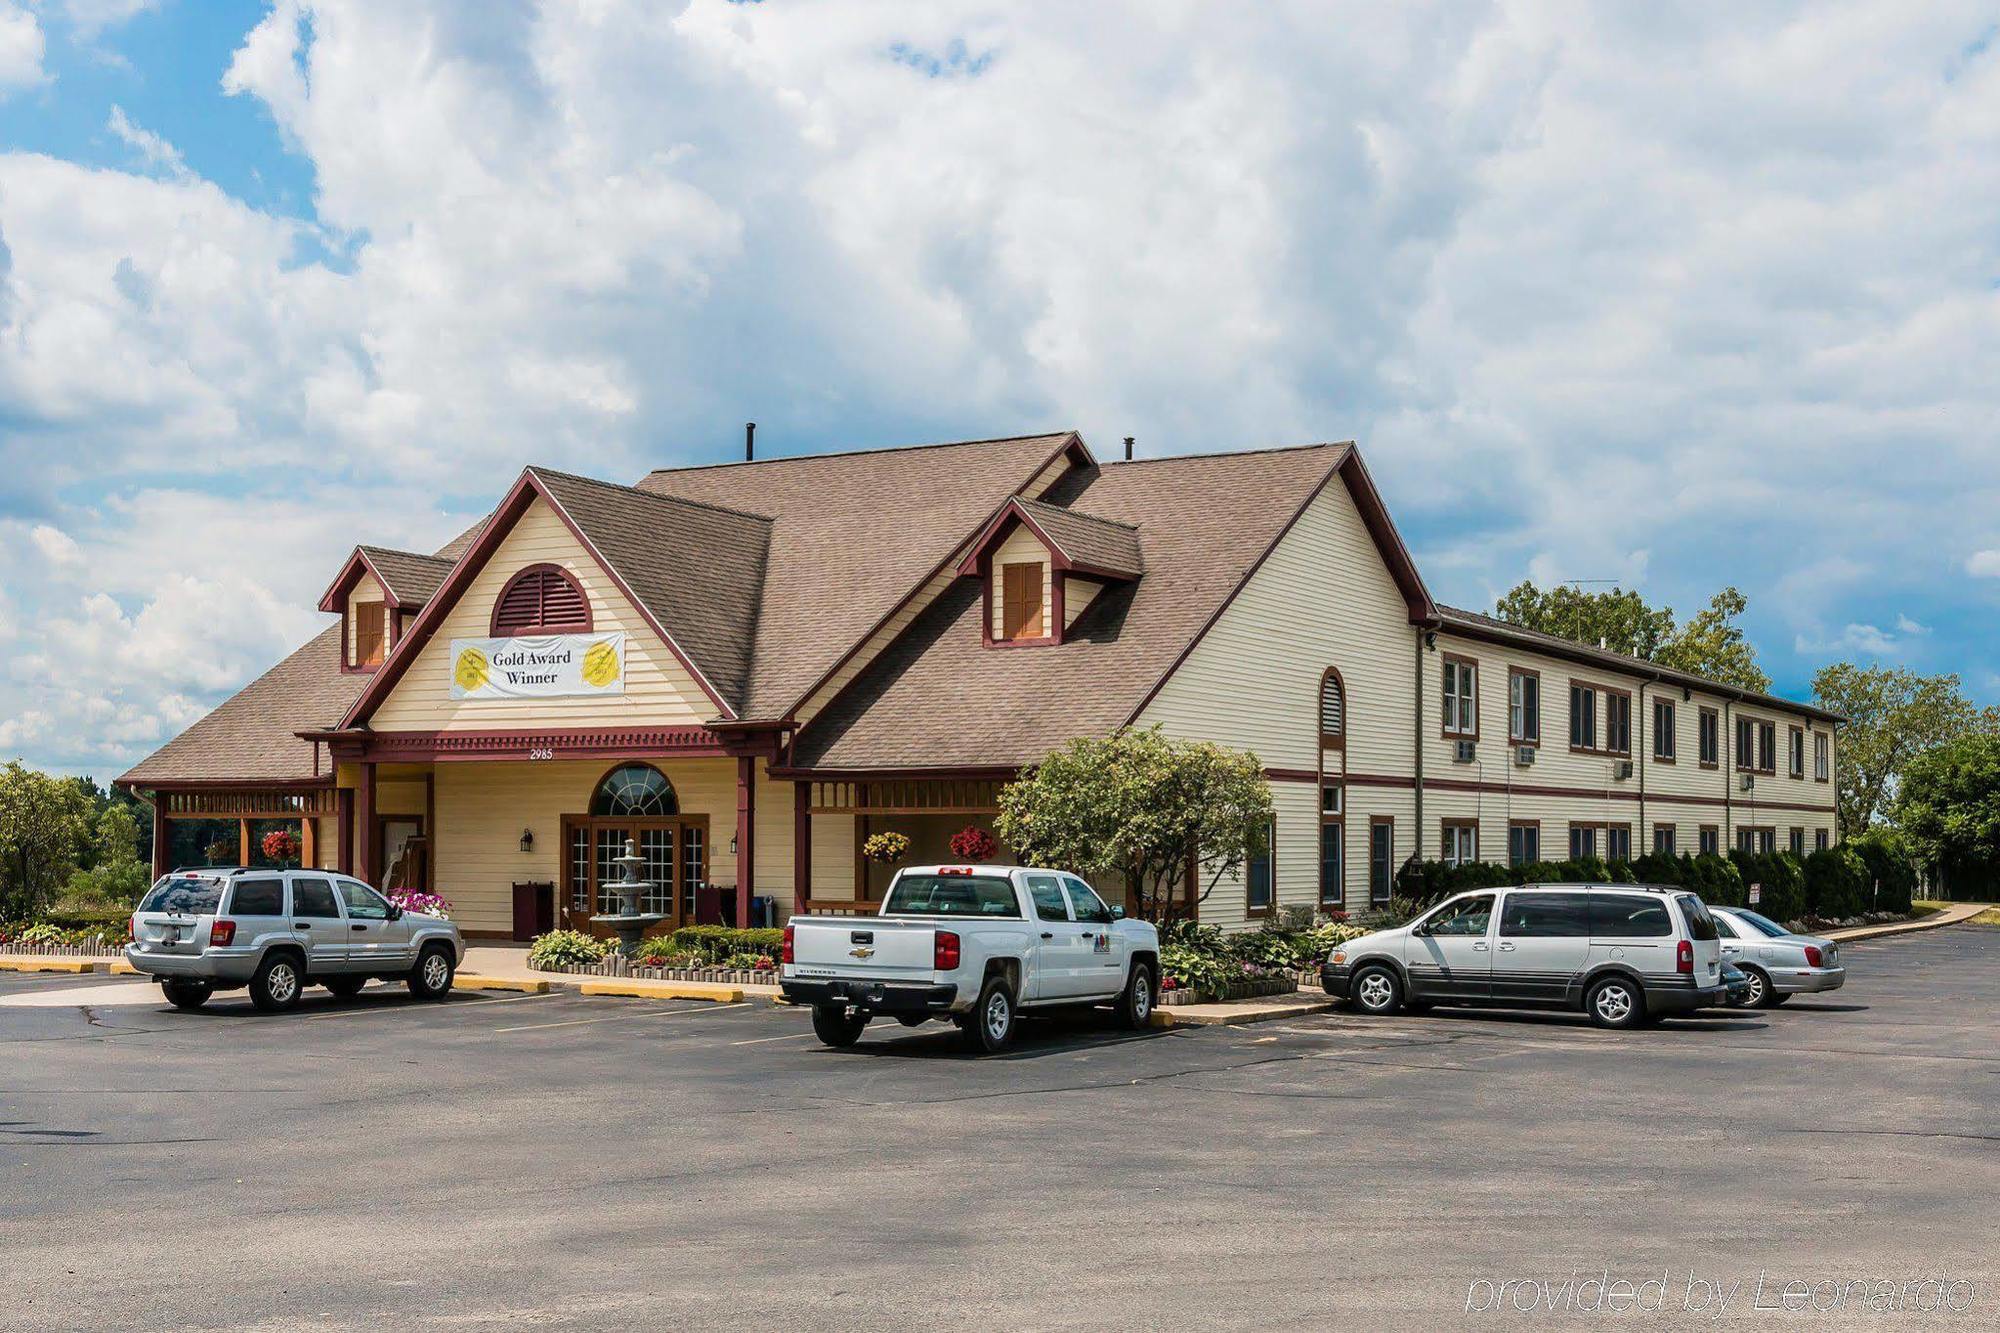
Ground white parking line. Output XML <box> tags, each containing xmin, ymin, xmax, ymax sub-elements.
<box><xmin>494</xmin><ymin>1001</ymin><xmax>749</xmax><ymax>1034</ymax></box>
<box><xmin>728</xmin><ymin>1029</ymin><xmax>816</xmax><ymax>1047</ymax></box>
<box><xmin>301</xmin><ymin>990</ymin><xmax>555</xmax><ymax>1021</ymax></box>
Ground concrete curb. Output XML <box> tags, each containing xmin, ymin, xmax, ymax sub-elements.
<box><xmin>0</xmin><ymin>958</ymin><xmax>106</xmax><ymax>974</ymax></box>
<box><xmin>578</xmin><ymin>978</ymin><xmax>743</xmax><ymax>1003</ymax></box>
<box><xmin>455</xmin><ymin>975</ymin><xmax>551</xmax><ymax>994</ymax></box>
<box><xmin>1823</xmin><ymin>903</ymin><xmax>1990</xmax><ymax>944</ymax></box>
<box><xmin>1150</xmin><ymin>996</ymin><xmax>1339</xmax><ymax>1028</ymax></box>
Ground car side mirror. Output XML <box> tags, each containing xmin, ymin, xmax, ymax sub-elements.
<box><xmin>1110</xmin><ymin>906</ymin><xmax>1125</xmax><ymax>920</ymax></box>
<box><xmin>386</xmin><ymin>904</ymin><xmax>403</xmax><ymax>921</ymax></box>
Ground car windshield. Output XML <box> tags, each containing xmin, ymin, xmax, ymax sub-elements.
<box><xmin>1731</xmin><ymin>908</ymin><xmax>1790</xmax><ymax>937</ymax></box>
<box><xmin>882</xmin><ymin>874</ymin><xmax>1021</xmax><ymax>918</ymax></box>
<box><xmin>138</xmin><ymin>875</ymin><xmax>225</xmax><ymax>915</ymax></box>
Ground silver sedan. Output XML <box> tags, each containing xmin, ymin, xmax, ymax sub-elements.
<box><xmin>1710</xmin><ymin>906</ymin><xmax>1845</xmax><ymax>1008</ymax></box>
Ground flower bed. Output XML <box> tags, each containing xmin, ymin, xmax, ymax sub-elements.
<box><xmin>0</xmin><ymin>921</ymin><xmax>128</xmax><ymax>957</ymax></box>
<box><xmin>1157</xmin><ymin>973</ymin><xmax>1297</xmax><ymax>1006</ymax></box>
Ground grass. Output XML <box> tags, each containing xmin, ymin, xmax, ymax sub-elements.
<box><xmin>1970</xmin><ymin>907</ymin><xmax>2000</xmax><ymax>927</ymax></box>
<box><xmin>1912</xmin><ymin>899</ymin><xmax>1949</xmax><ymax>918</ymax></box>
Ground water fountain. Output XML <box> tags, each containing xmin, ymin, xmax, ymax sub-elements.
<box><xmin>589</xmin><ymin>836</ymin><xmax>666</xmax><ymax>954</ymax></box>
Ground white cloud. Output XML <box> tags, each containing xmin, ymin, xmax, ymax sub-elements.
<box><xmin>55</xmin><ymin>1</ymin><xmax>161</xmax><ymax>39</ymax></box>
<box><xmin>1968</xmin><ymin>549</ymin><xmax>2000</xmax><ymax>578</ymax></box>
<box><xmin>28</xmin><ymin>523</ymin><xmax>81</xmax><ymax>565</ymax></box>
<box><xmin>0</xmin><ymin>2</ymin><xmax>46</xmax><ymax>96</ymax></box>
<box><xmin>106</xmin><ymin>105</ymin><xmax>190</xmax><ymax>179</ymax></box>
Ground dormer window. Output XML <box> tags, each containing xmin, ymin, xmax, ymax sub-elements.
<box><xmin>352</xmin><ymin>602</ymin><xmax>387</xmax><ymax>668</ymax></box>
<box><xmin>319</xmin><ymin>544</ymin><xmax>455</xmax><ymax>675</ymax></box>
<box><xmin>1000</xmin><ymin>562</ymin><xmax>1047</xmax><ymax>641</ymax></box>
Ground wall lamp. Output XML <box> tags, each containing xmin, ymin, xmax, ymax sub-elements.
<box><xmin>519</xmin><ymin>827</ymin><xmax>534</xmax><ymax>853</ymax></box>
<box><xmin>729</xmin><ymin>834</ymin><xmax>739</xmax><ymax>855</ymax></box>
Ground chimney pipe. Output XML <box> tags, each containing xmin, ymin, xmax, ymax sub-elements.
<box><xmin>745</xmin><ymin>422</ymin><xmax>755</xmax><ymax>461</ymax></box>
<box><xmin>1123</xmin><ymin>436</ymin><xmax>1134</xmax><ymax>461</ymax></box>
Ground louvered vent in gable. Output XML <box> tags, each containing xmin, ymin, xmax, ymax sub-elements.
<box><xmin>492</xmin><ymin>564</ymin><xmax>592</xmax><ymax>636</ymax></box>
<box><xmin>1320</xmin><ymin>671</ymin><xmax>1346</xmax><ymax>748</ymax></box>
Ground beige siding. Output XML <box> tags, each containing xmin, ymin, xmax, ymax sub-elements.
<box><xmin>367</xmin><ymin>499</ymin><xmax>715</xmax><ymax>731</ymax></box>
<box><xmin>989</xmin><ymin>524</ymin><xmax>1052</xmax><ymax>639</ymax></box>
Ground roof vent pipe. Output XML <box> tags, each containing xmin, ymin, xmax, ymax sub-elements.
<box><xmin>745</xmin><ymin>421</ymin><xmax>755</xmax><ymax>461</ymax></box>
<box><xmin>1123</xmin><ymin>436</ymin><xmax>1134</xmax><ymax>460</ymax></box>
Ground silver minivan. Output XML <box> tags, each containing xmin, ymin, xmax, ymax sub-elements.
<box><xmin>1321</xmin><ymin>883</ymin><xmax>1727</xmax><ymax>1028</ymax></box>
<box><xmin>126</xmin><ymin>869</ymin><xmax>464</xmax><ymax>1012</ymax></box>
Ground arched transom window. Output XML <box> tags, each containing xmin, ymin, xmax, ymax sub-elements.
<box><xmin>492</xmin><ymin>563</ymin><xmax>591</xmax><ymax>636</ymax></box>
<box><xmin>590</xmin><ymin>764</ymin><xmax>679</xmax><ymax>817</ymax></box>
<box><xmin>1320</xmin><ymin>670</ymin><xmax>1346</xmax><ymax>748</ymax></box>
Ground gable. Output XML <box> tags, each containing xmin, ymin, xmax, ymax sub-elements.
<box><xmin>363</xmin><ymin>498</ymin><xmax>718</xmax><ymax>732</ymax></box>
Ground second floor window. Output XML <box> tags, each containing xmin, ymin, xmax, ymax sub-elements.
<box><xmin>1442</xmin><ymin>658</ymin><xmax>1476</xmax><ymax>736</ymax></box>
<box><xmin>1699</xmin><ymin>708</ymin><xmax>1719</xmax><ymax>767</ymax></box>
<box><xmin>1569</xmin><ymin>685</ymin><xmax>1597</xmax><ymax>750</ymax></box>
<box><xmin>1653</xmin><ymin>700</ymin><xmax>1676</xmax><ymax>760</ymax></box>
<box><xmin>351</xmin><ymin>601</ymin><xmax>386</xmax><ymax>668</ymax></box>
<box><xmin>1815</xmin><ymin>732</ymin><xmax>1829</xmax><ymax>781</ymax></box>
<box><xmin>1758</xmin><ymin>721</ymin><xmax>1776</xmax><ymax>773</ymax></box>
<box><xmin>1509</xmin><ymin>670</ymin><xmax>1539</xmax><ymax>743</ymax></box>
<box><xmin>1605</xmin><ymin>692</ymin><xmax>1631</xmax><ymax>755</ymax></box>
<box><xmin>1790</xmin><ymin>728</ymin><xmax>1805</xmax><ymax>779</ymax></box>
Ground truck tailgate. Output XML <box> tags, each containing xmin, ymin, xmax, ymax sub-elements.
<box><xmin>789</xmin><ymin>917</ymin><xmax>935</xmax><ymax>981</ymax></box>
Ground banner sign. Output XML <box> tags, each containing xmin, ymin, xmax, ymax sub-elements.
<box><xmin>449</xmin><ymin>633</ymin><xmax>626</xmax><ymax>700</ymax></box>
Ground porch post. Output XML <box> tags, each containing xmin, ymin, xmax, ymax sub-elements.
<box><xmin>793</xmin><ymin>780</ymin><xmax>811</xmax><ymax>914</ymax></box>
<box><xmin>336</xmin><ymin>787</ymin><xmax>355</xmax><ymax>876</ymax></box>
<box><xmin>238</xmin><ymin>818</ymin><xmax>251</xmax><ymax>867</ymax></box>
<box><xmin>149</xmin><ymin>792</ymin><xmax>170</xmax><ymax>881</ymax></box>
<box><xmin>300</xmin><ymin>815</ymin><xmax>316</xmax><ymax>870</ymax></box>
<box><xmin>735</xmin><ymin>756</ymin><xmax>755</xmax><ymax>927</ymax></box>
<box><xmin>357</xmin><ymin>762</ymin><xmax>378</xmax><ymax>887</ymax></box>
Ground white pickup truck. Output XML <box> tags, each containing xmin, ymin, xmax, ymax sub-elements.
<box><xmin>780</xmin><ymin>864</ymin><xmax>1161</xmax><ymax>1052</ymax></box>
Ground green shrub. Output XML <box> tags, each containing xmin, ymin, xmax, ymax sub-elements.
<box><xmin>527</xmin><ymin>929</ymin><xmax>607</xmax><ymax>970</ymax></box>
<box><xmin>1159</xmin><ymin>941</ymin><xmax>1236</xmax><ymax>995</ymax></box>
<box><xmin>1846</xmin><ymin>829</ymin><xmax>1917</xmax><ymax>914</ymax></box>
<box><xmin>1230</xmin><ymin>929</ymin><xmax>1305</xmax><ymax>970</ymax></box>
<box><xmin>662</xmin><ymin>925</ymin><xmax>785</xmax><ymax>964</ymax></box>
<box><xmin>1729</xmin><ymin>850</ymin><xmax>1806</xmax><ymax>922</ymax></box>
<box><xmin>1801</xmin><ymin>847</ymin><xmax>1867</xmax><ymax>920</ymax></box>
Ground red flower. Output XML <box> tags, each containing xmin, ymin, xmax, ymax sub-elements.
<box><xmin>948</xmin><ymin>825</ymin><xmax>997</xmax><ymax>861</ymax></box>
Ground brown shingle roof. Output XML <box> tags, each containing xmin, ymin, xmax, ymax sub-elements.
<box><xmin>118</xmin><ymin>626</ymin><xmax>359</xmax><ymax>785</ymax></box>
<box><xmin>1011</xmin><ymin>497</ymin><xmax>1144</xmax><ymax>578</ymax></box>
<box><xmin>529</xmin><ymin>467</ymin><xmax>773</xmax><ymax>714</ymax></box>
<box><xmin>792</xmin><ymin>444</ymin><xmax>1350</xmax><ymax>770</ymax></box>
<box><xmin>636</xmin><ymin>432</ymin><xmax>1082</xmax><ymax>719</ymax></box>
<box><xmin>355</xmin><ymin>546</ymin><xmax>455</xmax><ymax>607</ymax></box>
<box><xmin>1434</xmin><ymin>604</ymin><xmax>1842</xmax><ymax>723</ymax></box>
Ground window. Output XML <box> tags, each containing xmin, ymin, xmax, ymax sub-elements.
<box><xmin>1569</xmin><ymin>824</ymin><xmax>1598</xmax><ymax>860</ymax></box>
<box><xmin>1698</xmin><ymin>825</ymin><xmax>1719</xmax><ymax>857</ymax></box>
<box><xmin>1606</xmin><ymin>824</ymin><xmax>1631</xmax><ymax>862</ymax></box>
<box><xmin>1321</xmin><ymin>785</ymin><xmax>1343</xmax><ymax>815</ymax></box>
<box><xmin>292</xmin><ymin>877</ymin><xmax>340</xmax><ymax>918</ymax></box>
<box><xmin>1790</xmin><ymin>727</ymin><xmax>1805</xmax><ymax>779</ymax></box>
<box><xmin>1589</xmin><ymin>893</ymin><xmax>1671</xmax><ymax>937</ymax></box>
<box><xmin>1711</xmin><ymin>912</ymin><xmax>1740</xmax><ymax>940</ymax></box>
<box><xmin>1509</xmin><ymin>669</ymin><xmax>1540</xmax><ymax>744</ymax></box>
<box><xmin>1422</xmin><ymin>893</ymin><xmax>1493</xmax><ymax>937</ymax></box>
<box><xmin>1001</xmin><ymin>562</ymin><xmax>1046</xmax><ymax>641</ymax></box>
<box><xmin>1738</xmin><ymin>827</ymin><xmax>1777</xmax><ymax>855</ymax></box>
<box><xmin>1063</xmin><ymin>876</ymin><xmax>1114</xmax><ymax>924</ymax></box>
<box><xmin>1789</xmin><ymin>827</ymin><xmax>1805</xmax><ymax>856</ymax></box>
<box><xmin>1442</xmin><ymin>657</ymin><xmax>1477</xmax><ymax>737</ymax></box>
<box><xmin>1319</xmin><ymin>671</ymin><xmax>1346</xmax><ymax>748</ymax></box>
<box><xmin>1500</xmin><ymin>891</ymin><xmax>1591</xmax><ymax>937</ymax></box>
<box><xmin>1605</xmin><ymin>691</ymin><xmax>1631</xmax><ymax>755</ymax></box>
<box><xmin>352</xmin><ymin>601</ymin><xmax>387</xmax><ymax>668</ymax></box>
<box><xmin>590</xmin><ymin>764</ymin><xmax>679</xmax><ymax>817</ymax></box>
<box><xmin>1319</xmin><ymin>822</ymin><xmax>1344</xmax><ymax>907</ymax></box>
<box><xmin>1814</xmin><ymin>732</ymin><xmax>1829</xmax><ymax>782</ymax></box>
<box><xmin>1442</xmin><ymin>820</ymin><xmax>1477</xmax><ymax>867</ymax></box>
<box><xmin>1653</xmin><ymin>700</ymin><xmax>1676</xmax><ymax>761</ymax></box>
<box><xmin>1246</xmin><ymin>818</ymin><xmax>1274</xmax><ymax>914</ymax></box>
<box><xmin>1815</xmin><ymin>829</ymin><xmax>1830</xmax><ymax>852</ymax></box>
<box><xmin>140</xmin><ymin>874</ymin><xmax>226</xmax><ymax>914</ymax></box>
<box><xmin>883</xmin><ymin>874</ymin><xmax>1021</xmax><ymax>917</ymax></box>
<box><xmin>1368</xmin><ymin>819</ymin><xmax>1393</xmax><ymax>908</ymax></box>
<box><xmin>1758</xmin><ymin>721</ymin><xmax>1776</xmax><ymax>773</ymax></box>
<box><xmin>1677</xmin><ymin>895</ymin><xmax>1720</xmax><ymax>941</ymax></box>
<box><xmin>1736</xmin><ymin>717</ymin><xmax>1754</xmax><ymax>770</ymax></box>
<box><xmin>491</xmin><ymin>564</ymin><xmax>590</xmax><ymax>636</ymax></box>
<box><xmin>1698</xmin><ymin>707</ymin><xmax>1719</xmax><ymax>768</ymax></box>
<box><xmin>1569</xmin><ymin>684</ymin><xmax>1597</xmax><ymax>749</ymax></box>
<box><xmin>1508</xmin><ymin>821</ymin><xmax>1540</xmax><ymax>867</ymax></box>
<box><xmin>339</xmin><ymin>880</ymin><xmax>391</xmax><ymax>921</ymax></box>
<box><xmin>1028</xmin><ymin>874</ymin><xmax>1072</xmax><ymax>922</ymax></box>
<box><xmin>1653</xmin><ymin>824</ymin><xmax>1677</xmax><ymax>855</ymax></box>
<box><xmin>228</xmin><ymin>878</ymin><xmax>285</xmax><ymax>916</ymax></box>
<box><xmin>1737</xmin><ymin>827</ymin><xmax>1755</xmax><ymax>854</ymax></box>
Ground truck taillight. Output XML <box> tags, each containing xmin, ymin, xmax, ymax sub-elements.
<box><xmin>782</xmin><ymin>924</ymin><xmax>794</xmax><ymax>965</ymax></box>
<box><xmin>1676</xmin><ymin>938</ymin><xmax>1693</xmax><ymax>974</ymax></box>
<box><xmin>934</xmin><ymin>930</ymin><xmax>960</xmax><ymax>971</ymax></box>
<box><xmin>210</xmin><ymin>920</ymin><xmax>236</xmax><ymax>947</ymax></box>
<box><xmin>1803</xmin><ymin>944</ymin><xmax>1823</xmax><ymax>967</ymax></box>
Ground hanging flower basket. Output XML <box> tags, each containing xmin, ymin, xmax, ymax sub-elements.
<box><xmin>948</xmin><ymin>825</ymin><xmax>997</xmax><ymax>861</ymax></box>
<box><xmin>204</xmin><ymin>840</ymin><xmax>234</xmax><ymax>865</ymax></box>
<box><xmin>861</xmin><ymin>831</ymin><xmax>912</xmax><ymax>864</ymax></box>
<box><xmin>261</xmin><ymin>828</ymin><xmax>302</xmax><ymax>864</ymax></box>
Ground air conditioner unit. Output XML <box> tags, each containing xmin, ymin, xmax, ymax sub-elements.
<box><xmin>1740</xmin><ymin>773</ymin><xmax>1756</xmax><ymax>792</ymax></box>
<box><xmin>1514</xmin><ymin>745</ymin><xmax>1536</xmax><ymax>767</ymax></box>
<box><xmin>1453</xmin><ymin>740</ymin><xmax>1477</xmax><ymax>764</ymax></box>
<box><xmin>1613</xmin><ymin>760</ymin><xmax>1634</xmax><ymax>781</ymax></box>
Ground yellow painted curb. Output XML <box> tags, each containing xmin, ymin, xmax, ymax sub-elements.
<box><xmin>578</xmin><ymin>979</ymin><xmax>743</xmax><ymax>1003</ymax></box>
<box><xmin>455</xmin><ymin>975</ymin><xmax>550</xmax><ymax>994</ymax></box>
<box><xmin>106</xmin><ymin>961</ymin><xmax>139</xmax><ymax>976</ymax></box>
<box><xmin>0</xmin><ymin>958</ymin><xmax>102</xmax><ymax>974</ymax></box>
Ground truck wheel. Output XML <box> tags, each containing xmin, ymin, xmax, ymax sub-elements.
<box><xmin>1586</xmin><ymin>976</ymin><xmax>1644</xmax><ymax>1029</ymax></box>
<box><xmin>964</xmin><ymin>975</ymin><xmax>1017</xmax><ymax>1053</ymax></box>
<box><xmin>162</xmin><ymin>980</ymin><xmax>211</xmax><ymax>1011</ymax></box>
<box><xmin>248</xmin><ymin>952</ymin><xmax>304</xmax><ymax>1013</ymax></box>
<box><xmin>1116</xmin><ymin>961</ymin><xmax>1156</xmax><ymax>1030</ymax></box>
<box><xmin>812</xmin><ymin>1004</ymin><xmax>868</xmax><ymax>1048</ymax></box>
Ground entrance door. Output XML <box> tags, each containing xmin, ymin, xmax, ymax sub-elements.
<box><xmin>562</xmin><ymin>816</ymin><xmax>706</xmax><ymax>934</ymax></box>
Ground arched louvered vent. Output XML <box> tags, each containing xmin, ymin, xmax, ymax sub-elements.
<box><xmin>1320</xmin><ymin>671</ymin><xmax>1346</xmax><ymax>746</ymax></box>
<box><xmin>491</xmin><ymin>564</ymin><xmax>591</xmax><ymax>636</ymax></box>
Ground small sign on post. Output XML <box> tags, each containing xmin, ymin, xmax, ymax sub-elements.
<box><xmin>1749</xmin><ymin>882</ymin><xmax>1761</xmax><ymax>906</ymax></box>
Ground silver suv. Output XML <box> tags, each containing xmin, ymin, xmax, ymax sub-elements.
<box><xmin>1321</xmin><ymin>883</ymin><xmax>1727</xmax><ymax>1028</ymax></box>
<box><xmin>126</xmin><ymin>869</ymin><xmax>464</xmax><ymax>1012</ymax></box>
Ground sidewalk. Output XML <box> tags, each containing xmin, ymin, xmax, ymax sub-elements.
<box><xmin>1822</xmin><ymin>901</ymin><xmax>1990</xmax><ymax>943</ymax></box>
<box><xmin>1153</xmin><ymin>990</ymin><xmax>1336</xmax><ymax>1027</ymax></box>
<box><xmin>457</xmin><ymin>945</ymin><xmax>781</xmax><ymax>1000</ymax></box>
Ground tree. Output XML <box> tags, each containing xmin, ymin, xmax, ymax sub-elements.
<box><xmin>1892</xmin><ymin>734</ymin><xmax>2000</xmax><ymax>899</ymax></box>
<box><xmin>1811</xmin><ymin>664</ymin><xmax>2000</xmax><ymax>838</ymax></box>
<box><xmin>995</xmin><ymin>727</ymin><xmax>1274</xmax><ymax>925</ymax></box>
<box><xmin>0</xmin><ymin>762</ymin><xmax>93</xmax><ymax>919</ymax></box>
<box><xmin>1493</xmin><ymin>582</ymin><xmax>1771</xmax><ymax>692</ymax></box>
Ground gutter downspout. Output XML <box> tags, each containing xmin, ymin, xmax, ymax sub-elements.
<box><xmin>1722</xmin><ymin>699</ymin><xmax>1733</xmax><ymax>850</ymax></box>
<box><xmin>1414</xmin><ymin>625</ymin><xmax>1428</xmax><ymax>864</ymax></box>
<box><xmin>1637</xmin><ymin>678</ymin><xmax>1648</xmax><ymax>851</ymax></box>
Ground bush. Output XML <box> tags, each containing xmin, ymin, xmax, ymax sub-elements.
<box><xmin>1801</xmin><ymin>847</ymin><xmax>1867</xmax><ymax>920</ymax></box>
<box><xmin>1230</xmin><ymin>928</ymin><xmax>1306</xmax><ymax>970</ymax></box>
<box><xmin>1846</xmin><ymin>829</ymin><xmax>1917</xmax><ymax>914</ymax></box>
<box><xmin>1729</xmin><ymin>850</ymin><xmax>1806</xmax><ymax>922</ymax></box>
<box><xmin>661</xmin><ymin>925</ymin><xmax>785</xmax><ymax>965</ymax></box>
<box><xmin>527</xmin><ymin>929</ymin><xmax>607</xmax><ymax>970</ymax></box>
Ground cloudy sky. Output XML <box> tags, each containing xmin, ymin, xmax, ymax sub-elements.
<box><xmin>1</xmin><ymin>0</ymin><xmax>1997</xmax><ymax>782</ymax></box>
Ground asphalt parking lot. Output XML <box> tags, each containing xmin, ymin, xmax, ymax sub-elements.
<box><xmin>3</xmin><ymin>926</ymin><xmax>1996</xmax><ymax>1329</ymax></box>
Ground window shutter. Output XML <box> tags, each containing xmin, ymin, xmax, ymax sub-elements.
<box><xmin>494</xmin><ymin>566</ymin><xmax>591</xmax><ymax>635</ymax></box>
<box><xmin>1320</xmin><ymin>675</ymin><xmax>1344</xmax><ymax>739</ymax></box>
